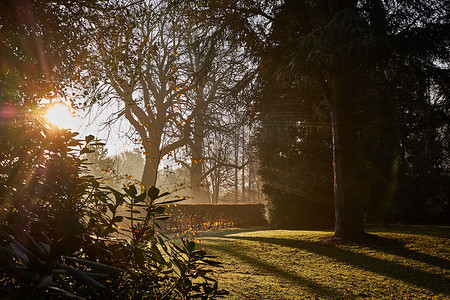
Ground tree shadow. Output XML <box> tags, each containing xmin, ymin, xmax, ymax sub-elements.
<box><xmin>224</xmin><ymin>235</ymin><xmax>450</xmax><ymax>296</ymax></box>
<box><xmin>206</xmin><ymin>242</ymin><xmax>353</xmax><ymax>299</ymax></box>
<box><xmin>337</xmin><ymin>233</ymin><xmax>450</xmax><ymax>271</ymax></box>
<box><xmin>368</xmin><ymin>225</ymin><xmax>450</xmax><ymax>239</ymax></box>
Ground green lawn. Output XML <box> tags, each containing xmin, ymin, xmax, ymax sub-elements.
<box><xmin>196</xmin><ymin>226</ymin><xmax>450</xmax><ymax>299</ymax></box>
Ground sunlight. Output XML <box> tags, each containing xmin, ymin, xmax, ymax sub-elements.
<box><xmin>45</xmin><ymin>103</ymin><xmax>75</xmax><ymax>129</ymax></box>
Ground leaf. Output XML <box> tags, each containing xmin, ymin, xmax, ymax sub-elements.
<box><xmin>187</xmin><ymin>241</ymin><xmax>196</xmax><ymax>253</ymax></box>
<box><xmin>112</xmin><ymin>216</ymin><xmax>123</xmax><ymax>223</ymax></box>
<box><xmin>107</xmin><ymin>204</ymin><xmax>116</xmax><ymax>214</ymax></box>
<box><xmin>148</xmin><ymin>186</ymin><xmax>160</xmax><ymax>200</ymax></box>
<box><xmin>135</xmin><ymin>192</ymin><xmax>146</xmax><ymax>203</ymax></box>
<box><xmin>156</xmin><ymin>198</ymin><xmax>184</xmax><ymax>205</ymax></box>
<box><xmin>80</xmin><ymin>147</ymin><xmax>95</xmax><ymax>155</ymax></box>
<box><xmin>47</xmin><ymin>286</ymin><xmax>86</xmax><ymax>300</ymax></box>
<box><xmin>114</xmin><ymin>192</ymin><xmax>125</xmax><ymax>206</ymax></box>
<box><xmin>133</xmin><ymin>248</ymin><xmax>145</xmax><ymax>267</ymax></box>
<box><xmin>53</xmin><ymin>236</ymin><xmax>82</xmax><ymax>255</ymax></box>
<box><xmin>202</xmin><ymin>259</ymin><xmax>223</xmax><ymax>267</ymax></box>
<box><xmin>63</xmin><ymin>256</ymin><xmax>124</xmax><ymax>273</ymax></box>
<box><xmin>58</xmin><ymin>215</ymin><xmax>81</xmax><ymax>237</ymax></box>
<box><xmin>60</xmin><ymin>265</ymin><xmax>107</xmax><ymax>290</ymax></box>
<box><xmin>153</xmin><ymin>192</ymin><xmax>171</xmax><ymax>200</ymax></box>
<box><xmin>85</xmin><ymin>135</ymin><xmax>95</xmax><ymax>143</ymax></box>
<box><xmin>124</xmin><ymin>185</ymin><xmax>137</xmax><ymax>197</ymax></box>
<box><xmin>153</xmin><ymin>206</ymin><xmax>165</xmax><ymax>214</ymax></box>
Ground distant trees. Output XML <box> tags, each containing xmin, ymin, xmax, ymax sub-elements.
<box><xmin>76</xmin><ymin>1</ymin><xmax>254</xmax><ymax>202</ymax></box>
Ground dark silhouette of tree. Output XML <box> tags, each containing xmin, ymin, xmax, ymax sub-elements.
<box><xmin>261</xmin><ymin>0</ymin><xmax>449</xmax><ymax>236</ymax></box>
<box><xmin>199</xmin><ymin>0</ymin><xmax>449</xmax><ymax>237</ymax></box>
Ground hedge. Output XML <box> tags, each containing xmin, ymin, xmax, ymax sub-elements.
<box><xmin>159</xmin><ymin>203</ymin><xmax>268</xmax><ymax>233</ymax></box>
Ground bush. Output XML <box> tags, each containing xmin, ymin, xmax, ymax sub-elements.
<box><xmin>160</xmin><ymin>203</ymin><xmax>268</xmax><ymax>233</ymax></box>
<box><xmin>0</xmin><ymin>104</ymin><xmax>226</xmax><ymax>299</ymax></box>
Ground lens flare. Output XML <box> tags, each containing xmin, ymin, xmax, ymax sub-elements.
<box><xmin>45</xmin><ymin>103</ymin><xmax>74</xmax><ymax>129</ymax></box>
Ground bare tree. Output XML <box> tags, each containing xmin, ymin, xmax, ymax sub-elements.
<box><xmin>77</xmin><ymin>2</ymin><xmax>201</xmax><ymax>189</ymax></box>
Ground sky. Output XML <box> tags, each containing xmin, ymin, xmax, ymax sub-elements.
<box><xmin>45</xmin><ymin>101</ymin><xmax>133</xmax><ymax>156</ymax></box>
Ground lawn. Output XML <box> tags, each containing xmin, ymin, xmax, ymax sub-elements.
<box><xmin>196</xmin><ymin>226</ymin><xmax>450</xmax><ymax>299</ymax></box>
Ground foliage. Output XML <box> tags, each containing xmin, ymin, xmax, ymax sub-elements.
<box><xmin>83</xmin><ymin>145</ymin><xmax>145</xmax><ymax>191</ymax></box>
<box><xmin>252</xmin><ymin>0</ymin><xmax>450</xmax><ymax>231</ymax></box>
<box><xmin>255</xmin><ymin>66</ymin><xmax>334</xmax><ymax>229</ymax></box>
<box><xmin>0</xmin><ymin>0</ymin><xmax>106</xmax><ymax>104</ymax></box>
<box><xmin>0</xmin><ymin>104</ymin><xmax>227</xmax><ymax>299</ymax></box>
<box><xmin>160</xmin><ymin>203</ymin><xmax>267</xmax><ymax>233</ymax></box>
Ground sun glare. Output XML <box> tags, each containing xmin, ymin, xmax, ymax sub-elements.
<box><xmin>45</xmin><ymin>103</ymin><xmax>75</xmax><ymax>129</ymax></box>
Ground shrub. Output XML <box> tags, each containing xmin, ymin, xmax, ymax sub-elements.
<box><xmin>160</xmin><ymin>203</ymin><xmax>268</xmax><ymax>233</ymax></box>
<box><xmin>0</xmin><ymin>104</ymin><xmax>226</xmax><ymax>299</ymax></box>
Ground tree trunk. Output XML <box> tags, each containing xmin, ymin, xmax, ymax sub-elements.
<box><xmin>330</xmin><ymin>75</ymin><xmax>365</xmax><ymax>239</ymax></box>
<box><xmin>234</xmin><ymin>130</ymin><xmax>239</xmax><ymax>202</ymax></box>
<box><xmin>213</xmin><ymin>168</ymin><xmax>220</xmax><ymax>203</ymax></box>
<box><xmin>141</xmin><ymin>150</ymin><xmax>160</xmax><ymax>189</ymax></box>
<box><xmin>189</xmin><ymin>122</ymin><xmax>207</xmax><ymax>202</ymax></box>
<box><xmin>191</xmin><ymin>162</ymin><xmax>206</xmax><ymax>202</ymax></box>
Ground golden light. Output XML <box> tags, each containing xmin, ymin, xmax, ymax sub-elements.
<box><xmin>45</xmin><ymin>103</ymin><xmax>75</xmax><ymax>129</ymax></box>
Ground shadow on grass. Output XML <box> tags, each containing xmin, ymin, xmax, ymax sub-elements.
<box><xmin>206</xmin><ymin>242</ymin><xmax>352</xmax><ymax>299</ymax></box>
<box><xmin>345</xmin><ymin>234</ymin><xmax>450</xmax><ymax>271</ymax></box>
<box><xmin>225</xmin><ymin>235</ymin><xmax>450</xmax><ymax>296</ymax></box>
<box><xmin>368</xmin><ymin>225</ymin><xmax>450</xmax><ymax>239</ymax></box>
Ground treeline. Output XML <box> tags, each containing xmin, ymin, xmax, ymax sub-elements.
<box><xmin>255</xmin><ymin>0</ymin><xmax>449</xmax><ymax>228</ymax></box>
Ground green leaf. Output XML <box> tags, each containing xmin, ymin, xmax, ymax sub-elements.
<box><xmin>63</xmin><ymin>256</ymin><xmax>124</xmax><ymax>273</ymax></box>
<box><xmin>153</xmin><ymin>206</ymin><xmax>165</xmax><ymax>214</ymax></box>
<box><xmin>135</xmin><ymin>192</ymin><xmax>147</xmax><ymax>203</ymax></box>
<box><xmin>47</xmin><ymin>287</ymin><xmax>86</xmax><ymax>300</ymax></box>
<box><xmin>53</xmin><ymin>236</ymin><xmax>82</xmax><ymax>255</ymax></box>
<box><xmin>60</xmin><ymin>265</ymin><xmax>107</xmax><ymax>290</ymax></box>
<box><xmin>156</xmin><ymin>198</ymin><xmax>185</xmax><ymax>205</ymax></box>
<box><xmin>134</xmin><ymin>248</ymin><xmax>145</xmax><ymax>267</ymax></box>
<box><xmin>114</xmin><ymin>192</ymin><xmax>125</xmax><ymax>206</ymax></box>
<box><xmin>202</xmin><ymin>259</ymin><xmax>223</xmax><ymax>267</ymax></box>
<box><xmin>153</xmin><ymin>192</ymin><xmax>171</xmax><ymax>200</ymax></box>
<box><xmin>107</xmin><ymin>204</ymin><xmax>116</xmax><ymax>214</ymax></box>
<box><xmin>112</xmin><ymin>216</ymin><xmax>123</xmax><ymax>223</ymax></box>
<box><xmin>148</xmin><ymin>186</ymin><xmax>160</xmax><ymax>200</ymax></box>
<box><xmin>187</xmin><ymin>241</ymin><xmax>196</xmax><ymax>253</ymax></box>
<box><xmin>124</xmin><ymin>185</ymin><xmax>137</xmax><ymax>197</ymax></box>
<box><xmin>58</xmin><ymin>215</ymin><xmax>81</xmax><ymax>237</ymax></box>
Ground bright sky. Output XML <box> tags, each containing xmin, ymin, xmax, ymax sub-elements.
<box><xmin>44</xmin><ymin>102</ymin><xmax>132</xmax><ymax>155</ymax></box>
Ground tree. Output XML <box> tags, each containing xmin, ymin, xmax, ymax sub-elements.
<box><xmin>0</xmin><ymin>3</ymin><xmax>227</xmax><ymax>296</ymax></box>
<box><xmin>78</xmin><ymin>1</ymin><xmax>252</xmax><ymax>196</ymax></box>
<box><xmin>262</xmin><ymin>0</ymin><xmax>449</xmax><ymax>237</ymax></box>
<box><xmin>200</xmin><ymin>0</ymin><xmax>449</xmax><ymax>237</ymax></box>
<box><xmin>0</xmin><ymin>0</ymin><xmax>99</xmax><ymax>104</ymax></box>
<box><xmin>172</xmin><ymin>20</ymin><xmax>254</xmax><ymax>202</ymax></box>
<box><xmin>256</xmin><ymin>71</ymin><xmax>334</xmax><ymax>228</ymax></box>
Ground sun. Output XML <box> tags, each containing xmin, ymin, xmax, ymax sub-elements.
<box><xmin>45</xmin><ymin>103</ymin><xmax>75</xmax><ymax>129</ymax></box>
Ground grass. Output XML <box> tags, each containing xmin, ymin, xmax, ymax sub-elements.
<box><xmin>196</xmin><ymin>225</ymin><xmax>450</xmax><ymax>299</ymax></box>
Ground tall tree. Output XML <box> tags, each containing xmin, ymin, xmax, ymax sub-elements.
<box><xmin>262</xmin><ymin>0</ymin><xmax>449</xmax><ymax>237</ymax></box>
<box><xmin>201</xmin><ymin>0</ymin><xmax>449</xmax><ymax>237</ymax></box>
<box><xmin>78</xmin><ymin>1</ymin><xmax>253</xmax><ymax>194</ymax></box>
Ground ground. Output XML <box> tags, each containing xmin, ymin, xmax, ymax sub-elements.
<box><xmin>195</xmin><ymin>225</ymin><xmax>450</xmax><ymax>299</ymax></box>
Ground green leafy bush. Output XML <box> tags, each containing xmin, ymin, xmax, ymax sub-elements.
<box><xmin>0</xmin><ymin>104</ymin><xmax>226</xmax><ymax>299</ymax></box>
